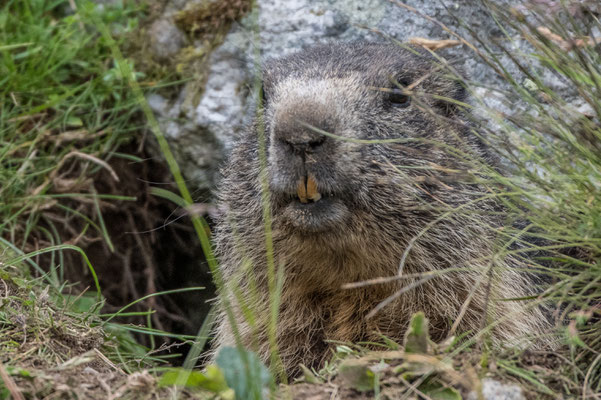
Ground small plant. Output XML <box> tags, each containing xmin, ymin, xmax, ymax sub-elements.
<box><xmin>159</xmin><ymin>346</ymin><xmax>273</xmax><ymax>400</ymax></box>
<box><xmin>335</xmin><ymin>313</ymin><xmax>463</xmax><ymax>399</ymax></box>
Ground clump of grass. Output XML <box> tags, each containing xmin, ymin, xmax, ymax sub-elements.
<box><xmin>1</xmin><ymin>259</ymin><xmax>121</xmax><ymax>398</ymax></box>
<box><xmin>0</xmin><ymin>254</ymin><xmax>213</xmax><ymax>398</ymax></box>
<box><xmin>383</xmin><ymin>1</ymin><xmax>601</xmax><ymax>396</ymax></box>
<box><xmin>444</xmin><ymin>0</ymin><xmax>601</xmax><ymax>396</ymax></box>
<box><xmin>1</xmin><ymin>0</ymin><xmax>212</xmax><ymax>346</ymax></box>
<box><xmin>0</xmin><ymin>1</ymin><xmax>211</xmax><ymax>398</ymax></box>
<box><xmin>0</xmin><ymin>0</ymin><xmax>141</xmax><ymax>287</ymax></box>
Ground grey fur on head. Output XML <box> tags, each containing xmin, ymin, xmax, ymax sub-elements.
<box><xmin>212</xmin><ymin>41</ymin><xmax>551</xmax><ymax>376</ymax></box>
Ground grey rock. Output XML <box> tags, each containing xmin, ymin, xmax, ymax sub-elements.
<box><xmin>192</xmin><ymin>32</ymin><xmax>252</xmax><ymax>152</ymax></box>
<box><xmin>147</xmin><ymin>18</ymin><xmax>186</xmax><ymax>62</ymax></box>
<box><xmin>147</xmin><ymin>93</ymin><xmax>223</xmax><ymax>192</ymax></box>
<box><xmin>468</xmin><ymin>378</ymin><xmax>525</xmax><ymax>400</ymax></box>
<box><xmin>147</xmin><ymin>0</ymin><xmax>585</xmax><ymax>190</ymax></box>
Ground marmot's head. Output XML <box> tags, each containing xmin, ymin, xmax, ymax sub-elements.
<box><xmin>261</xmin><ymin>42</ymin><xmax>482</xmax><ymax>237</ymax></box>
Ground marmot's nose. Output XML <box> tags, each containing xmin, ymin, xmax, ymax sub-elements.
<box><xmin>282</xmin><ymin>135</ymin><xmax>326</xmax><ymax>154</ymax></box>
<box><xmin>273</xmin><ymin>100</ymin><xmax>333</xmax><ymax>154</ymax></box>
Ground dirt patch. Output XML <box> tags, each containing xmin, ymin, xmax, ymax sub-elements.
<box><xmin>0</xmin><ymin>270</ymin><xmax>203</xmax><ymax>399</ymax></box>
<box><xmin>0</xmin><ymin>277</ymin><xmax>105</xmax><ymax>398</ymax></box>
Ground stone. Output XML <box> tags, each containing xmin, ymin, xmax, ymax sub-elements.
<box><xmin>147</xmin><ymin>18</ymin><xmax>186</xmax><ymax>62</ymax></box>
<box><xmin>468</xmin><ymin>378</ymin><xmax>526</xmax><ymax>400</ymax></box>
<box><xmin>145</xmin><ymin>0</ymin><xmax>590</xmax><ymax>191</ymax></box>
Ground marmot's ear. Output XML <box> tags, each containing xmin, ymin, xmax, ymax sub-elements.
<box><xmin>429</xmin><ymin>60</ymin><xmax>468</xmax><ymax>118</ymax></box>
<box><xmin>258</xmin><ymin>67</ymin><xmax>276</xmax><ymax>107</ymax></box>
<box><xmin>441</xmin><ymin>78</ymin><xmax>468</xmax><ymax>117</ymax></box>
<box><xmin>419</xmin><ymin>51</ymin><xmax>469</xmax><ymax>117</ymax></box>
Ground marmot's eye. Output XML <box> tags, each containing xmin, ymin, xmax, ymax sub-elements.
<box><xmin>387</xmin><ymin>88</ymin><xmax>411</xmax><ymax>108</ymax></box>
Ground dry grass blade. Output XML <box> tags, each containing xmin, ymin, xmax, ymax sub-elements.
<box><xmin>536</xmin><ymin>26</ymin><xmax>596</xmax><ymax>51</ymax></box>
<box><xmin>46</xmin><ymin>128</ymin><xmax>108</xmax><ymax>146</ymax></box>
<box><xmin>582</xmin><ymin>353</ymin><xmax>601</xmax><ymax>400</ymax></box>
<box><xmin>408</xmin><ymin>37</ymin><xmax>462</xmax><ymax>51</ymax></box>
<box><xmin>366</xmin><ymin>276</ymin><xmax>435</xmax><ymax>319</ymax></box>
<box><xmin>54</xmin><ymin>151</ymin><xmax>120</xmax><ymax>182</ymax></box>
<box><xmin>389</xmin><ymin>0</ymin><xmax>504</xmax><ymax>77</ymax></box>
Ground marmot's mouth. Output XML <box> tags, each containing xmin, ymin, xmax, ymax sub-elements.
<box><xmin>278</xmin><ymin>174</ymin><xmax>350</xmax><ymax>233</ymax></box>
<box><xmin>284</xmin><ymin>196</ymin><xmax>347</xmax><ymax>233</ymax></box>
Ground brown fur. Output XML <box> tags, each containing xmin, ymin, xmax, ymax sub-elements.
<box><xmin>211</xmin><ymin>42</ymin><xmax>551</xmax><ymax>375</ymax></box>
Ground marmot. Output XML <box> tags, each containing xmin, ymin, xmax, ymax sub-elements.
<box><xmin>212</xmin><ymin>42</ymin><xmax>550</xmax><ymax>375</ymax></box>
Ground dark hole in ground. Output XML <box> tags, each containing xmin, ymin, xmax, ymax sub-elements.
<box><xmin>38</xmin><ymin>139</ymin><xmax>217</xmax><ymax>364</ymax></box>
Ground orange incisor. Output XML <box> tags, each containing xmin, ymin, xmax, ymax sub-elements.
<box><xmin>297</xmin><ymin>175</ymin><xmax>321</xmax><ymax>203</ymax></box>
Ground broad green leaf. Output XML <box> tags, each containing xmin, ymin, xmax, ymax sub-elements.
<box><xmin>159</xmin><ymin>366</ymin><xmax>229</xmax><ymax>393</ymax></box>
<box><xmin>216</xmin><ymin>347</ymin><xmax>272</xmax><ymax>400</ymax></box>
<box><xmin>404</xmin><ymin>311</ymin><xmax>429</xmax><ymax>354</ymax></box>
<box><xmin>420</xmin><ymin>382</ymin><xmax>462</xmax><ymax>400</ymax></box>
